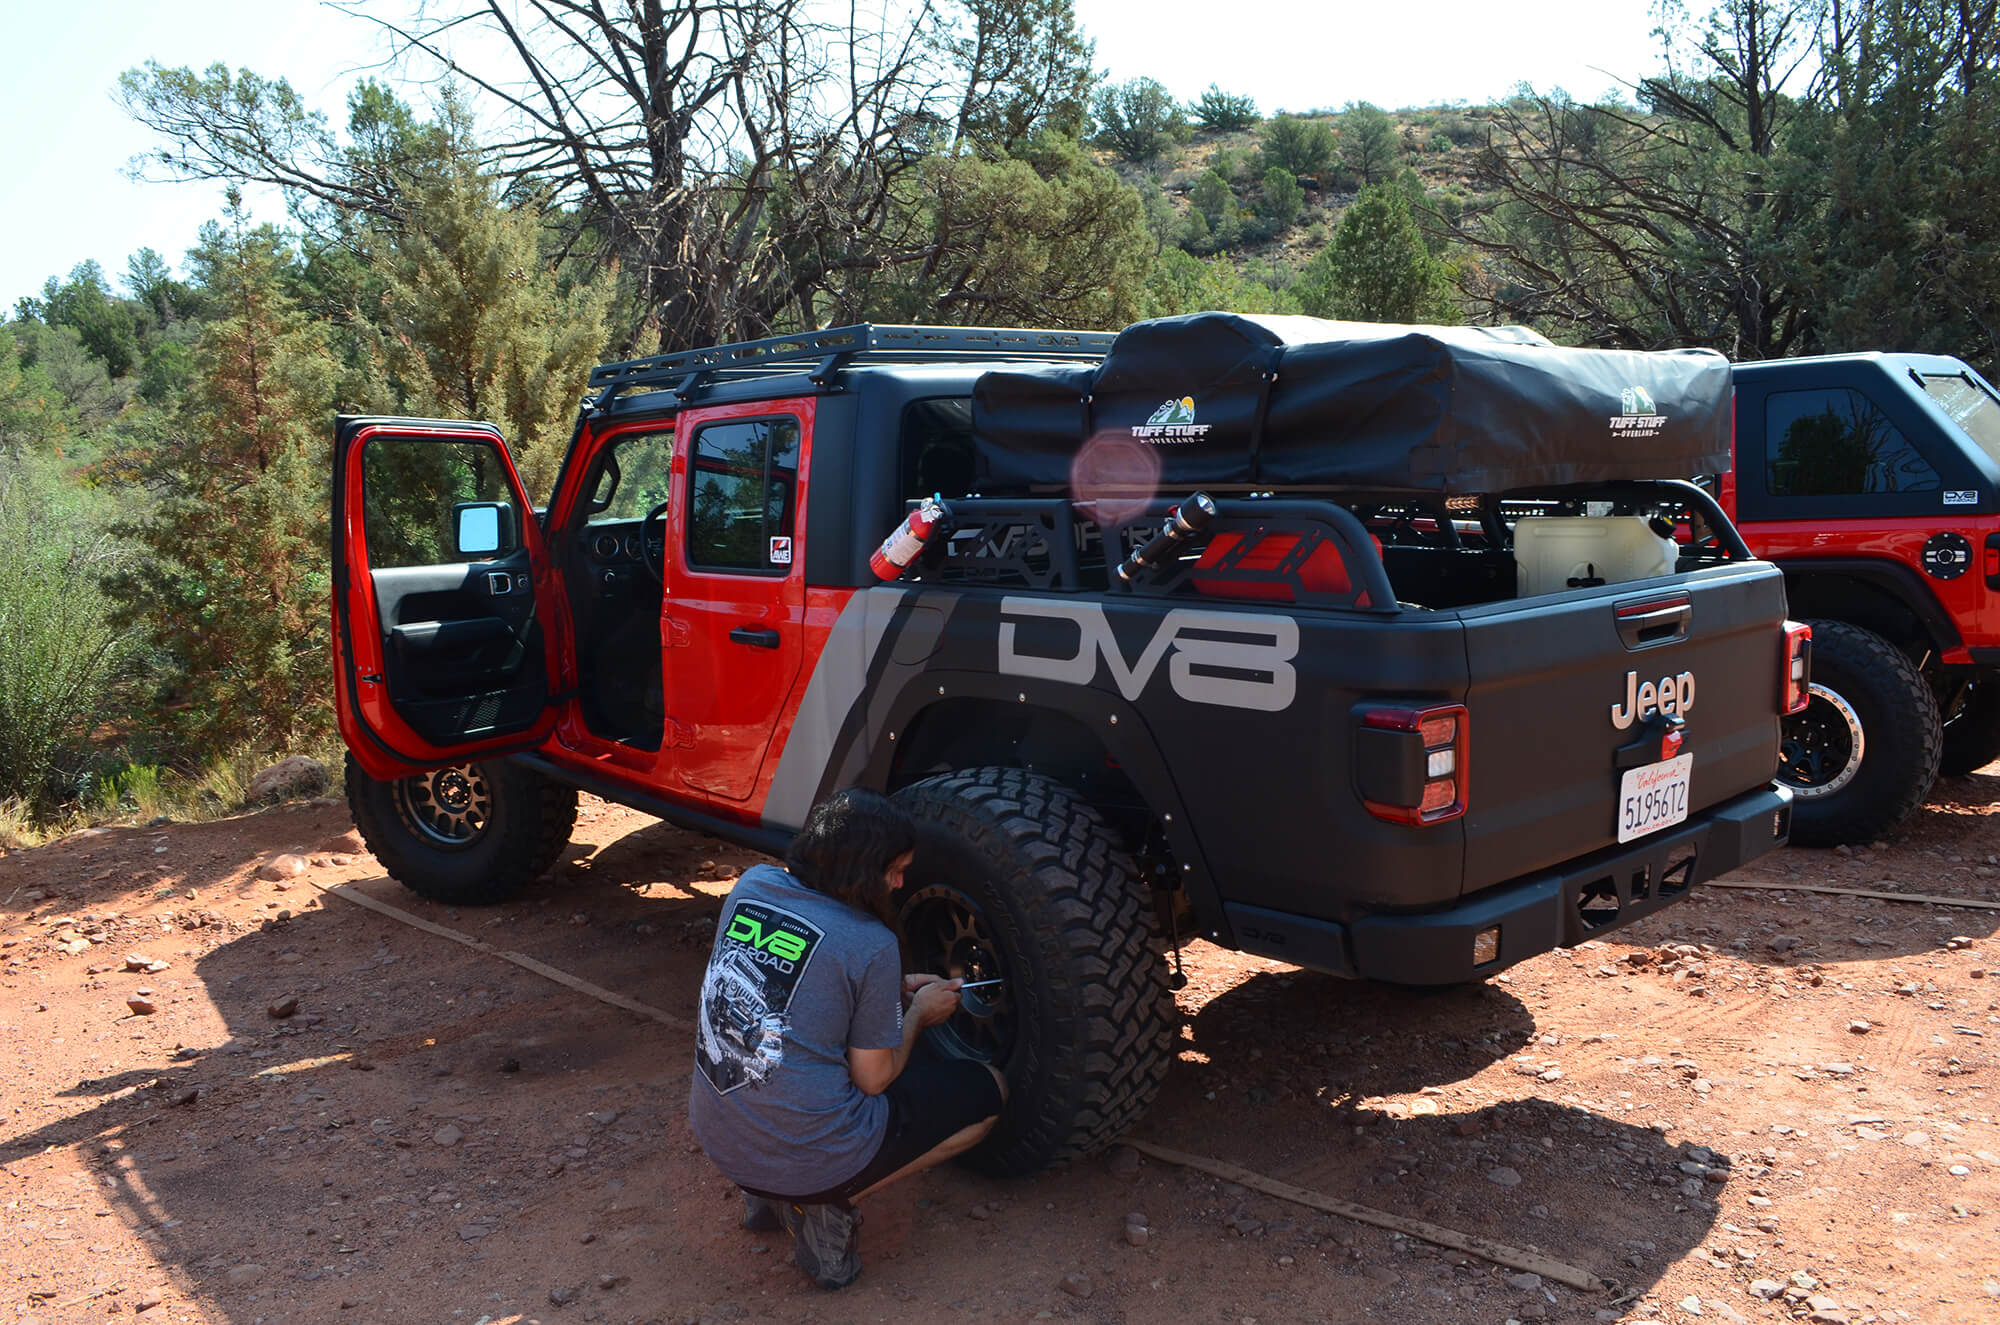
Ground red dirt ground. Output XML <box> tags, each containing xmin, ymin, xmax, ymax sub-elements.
<box><xmin>3</xmin><ymin>774</ymin><xmax>1998</xmax><ymax>1324</ymax></box>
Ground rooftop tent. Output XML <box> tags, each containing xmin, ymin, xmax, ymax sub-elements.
<box><xmin>970</xmin><ymin>312</ymin><xmax>1733</xmax><ymax>494</ymax></box>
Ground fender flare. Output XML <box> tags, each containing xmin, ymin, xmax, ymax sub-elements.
<box><xmin>1773</xmin><ymin>556</ymin><xmax>1961</xmax><ymax>657</ymax></box>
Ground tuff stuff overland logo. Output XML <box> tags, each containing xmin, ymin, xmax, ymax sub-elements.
<box><xmin>1610</xmin><ymin>384</ymin><xmax>1667</xmax><ymax>440</ymax></box>
<box><xmin>1131</xmin><ymin>396</ymin><xmax>1212</xmax><ymax>444</ymax></box>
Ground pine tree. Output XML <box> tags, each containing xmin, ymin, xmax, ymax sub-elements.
<box><xmin>360</xmin><ymin>117</ymin><xmax>613</xmax><ymax>500</ymax></box>
<box><xmin>1340</xmin><ymin>103</ymin><xmax>1398</xmax><ymax>186</ymax></box>
<box><xmin>1296</xmin><ymin>182</ymin><xmax>1457</xmax><ymax>324</ymax></box>
<box><xmin>104</xmin><ymin>192</ymin><xmax>338</xmax><ymax>759</ymax></box>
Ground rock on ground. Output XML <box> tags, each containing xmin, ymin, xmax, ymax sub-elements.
<box><xmin>245</xmin><ymin>755</ymin><xmax>328</xmax><ymax>805</ymax></box>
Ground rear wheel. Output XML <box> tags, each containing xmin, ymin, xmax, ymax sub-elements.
<box><xmin>1939</xmin><ymin>676</ymin><xmax>2000</xmax><ymax>776</ymax></box>
<box><xmin>1778</xmin><ymin>621</ymin><xmax>1940</xmax><ymax>847</ymax></box>
<box><xmin>892</xmin><ymin>768</ymin><xmax>1174</xmax><ymax>1177</ymax></box>
<box><xmin>346</xmin><ymin>754</ymin><xmax>578</xmax><ymax>905</ymax></box>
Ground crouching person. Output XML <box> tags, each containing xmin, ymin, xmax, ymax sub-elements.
<box><xmin>689</xmin><ymin>788</ymin><xmax>1007</xmax><ymax>1289</ymax></box>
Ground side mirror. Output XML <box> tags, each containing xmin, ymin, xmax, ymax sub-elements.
<box><xmin>453</xmin><ymin>502</ymin><xmax>514</xmax><ymax>557</ymax></box>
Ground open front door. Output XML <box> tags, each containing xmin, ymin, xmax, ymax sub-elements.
<box><xmin>333</xmin><ymin>417</ymin><xmax>563</xmax><ymax>780</ymax></box>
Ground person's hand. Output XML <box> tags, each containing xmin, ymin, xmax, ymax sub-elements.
<box><xmin>908</xmin><ymin>978</ymin><xmax>962</xmax><ymax>1028</ymax></box>
<box><xmin>903</xmin><ymin>972</ymin><xmax>947</xmax><ymax>995</ymax></box>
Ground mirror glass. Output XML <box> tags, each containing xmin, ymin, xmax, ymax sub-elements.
<box><xmin>455</xmin><ymin>503</ymin><xmax>503</xmax><ymax>556</ymax></box>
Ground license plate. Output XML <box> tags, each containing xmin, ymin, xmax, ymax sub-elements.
<box><xmin>1617</xmin><ymin>754</ymin><xmax>1693</xmax><ymax>844</ymax></box>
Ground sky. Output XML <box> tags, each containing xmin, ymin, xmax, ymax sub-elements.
<box><xmin>0</xmin><ymin>0</ymin><xmax>1671</xmax><ymax>311</ymax></box>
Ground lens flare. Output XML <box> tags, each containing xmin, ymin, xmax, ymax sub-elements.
<box><xmin>1069</xmin><ymin>433</ymin><xmax>1161</xmax><ymax>524</ymax></box>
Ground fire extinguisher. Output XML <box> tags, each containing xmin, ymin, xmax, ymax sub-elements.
<box><xmin>869</xmin><ymin>494</ymin><xmax>950</xmax><ymax>581</ymax></box>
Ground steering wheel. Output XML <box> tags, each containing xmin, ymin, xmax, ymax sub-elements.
<box><xmin>640</xmin><ymin>500</ymin><xmax>670</xmax><ymax>584</ymax></box>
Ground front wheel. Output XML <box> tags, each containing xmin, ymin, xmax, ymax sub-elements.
<box><xmin>1777</xmin><ymin>621</ymin><xmax>1940</xmax><ymax>847</ymax></box>
<box><xmin>345</xmin><ymin>754</ymin><xmax>578</xmax><ymax>905</ymax></box>
<box><xmin>892</xmin><ymin>768</ymin><xmax>1175</xmax><ymax>1177</ymax></box>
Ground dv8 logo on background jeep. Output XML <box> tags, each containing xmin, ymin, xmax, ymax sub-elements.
<box><xmin>996</xmin><ymin>597</ymin><xmax>1298</xmax><ymax>711</ymax></box>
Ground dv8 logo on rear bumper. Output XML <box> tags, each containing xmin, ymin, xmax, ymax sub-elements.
<box><xmin>997</xmin><ymin>597</ymin><xmax>1298</xmax><ymax>712</ymax></box>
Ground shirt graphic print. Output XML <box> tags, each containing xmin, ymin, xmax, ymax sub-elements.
<box><xmin>695</xmin><ymin>899</ymin><xmax>826</xmax><ymax>1095</ymax></box>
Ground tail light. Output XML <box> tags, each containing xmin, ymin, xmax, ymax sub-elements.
<box><xmin>1357</xmin><ymin>703</ymin><xmax>1468</xmax><ymax>825</ymax></box>
<box><xmin>1985</xmin><ymin>532</ymin><xmax>2000</xmax><ymax>588</ymax></box>
<box><xmin>1781</xmin><ymin>621</ymin><xmax>1812</xmax><ymax>715</ymax></box>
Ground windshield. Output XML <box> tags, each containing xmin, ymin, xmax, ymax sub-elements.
<box><xmin>1920</xmin><ymin>371</ymin><xmax>2000</xmax><ymax>465</ymax></box>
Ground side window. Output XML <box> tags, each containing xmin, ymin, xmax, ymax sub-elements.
<box><xmin>585</xmin><ymin>429</ymin><xmax>675</xmax><ymax>522</ymax></box>
<box><xmin>688</xmin><ymin>417</ymin><xmax>800</xmax><ymax>572</ymax></box>
<box><xmin>1765</xmin><ymin>389</ymin><xmax>1939</xmax><ymax>497</ymax></box>
<box><xmin>362</xmin><ymin>438</ymin><xmax>518</xmax><ymax>569</ymax></box>
<box><xmin>900</xmin><ymin>397</ymin><xmax>976</xmax><ymax>501</ymax></box>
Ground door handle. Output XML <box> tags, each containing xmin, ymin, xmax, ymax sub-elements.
<box><xmin>729</xmin><ymin>626</ymin><xmax>781</xmax><ymax>649</ymax></box>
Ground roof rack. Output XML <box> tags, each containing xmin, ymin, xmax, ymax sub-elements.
<box><xmin>584</xmin><ymin>323</ymin><xmax>1115</xmax><ymax>412</ymax></box>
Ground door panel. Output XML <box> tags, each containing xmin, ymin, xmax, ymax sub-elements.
<box><xmin>663</xmin><ymin>401</ymin><xmax>813</xmax><ymax>802</ymax></box>
<box><xmin>333</xmin><ymin>418</ymin><xmax>560</xmax><ymax>777</ymax></box>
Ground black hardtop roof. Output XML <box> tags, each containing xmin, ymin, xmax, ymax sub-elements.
<box><xmin>1731</xmin><ymin>350</ymin><xmax>1978</xmax><ymax>380</ymax></box>
<box><xmin>585</xmin><ymin>322</ymin><xmax>1114</xmax><ymax>415</ymax></box>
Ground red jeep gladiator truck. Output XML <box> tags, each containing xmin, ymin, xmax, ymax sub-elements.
<box><xmin>1723</xmin><ymin>353</ymin><xmax>2000</xmax><ymax>845</ymax></box>
<box><xmin>332</xmin><ymin>314</ymin><xmax>1801</xmax><ymax>1173</ymax></box>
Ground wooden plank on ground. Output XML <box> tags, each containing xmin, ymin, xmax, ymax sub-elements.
<box><xmin>314</xmin><ymin>881</ymin><xmax>690</xmax><ymax>1029</ymax></box>
<box><xmin>1699</xmin><ymin>879</ymin><xmax>2000</xmax><ymax>911</ymax></box>
<box><xmin>1122</xmin><ymin>1138</ymin><xmax>1610</xmax><ymax>1292</ymax></box>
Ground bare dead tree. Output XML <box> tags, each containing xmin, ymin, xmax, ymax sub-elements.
<box><xmin>1453</xmin><ymin>0</ymin><xmax>1825</xmax><ymax>357</ymax></box>
<box><xmin>332</xmin><ymin>0</ymin><xmax>962</xmax><ymax>350</ymax></box>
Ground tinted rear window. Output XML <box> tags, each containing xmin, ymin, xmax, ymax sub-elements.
<box><xmin>1765</xmin><ymin>388</ymin><xmax>1938</xmax><ymax>497</ymax></box>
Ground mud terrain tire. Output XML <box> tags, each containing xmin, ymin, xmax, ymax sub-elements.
<box><xmin>1939</xmin><ymin>677</ymin><xmax>2000</xmax><ymax>777</ymax></box>
<box><xmin>1780</xmin><ymin>621</ymin><xmax>1940</xmax><ymax>847</ymax></box>
<box><xmin>346</xmin><ymin>755</ymin><xmax>577</xmax><ymax>905</ymax></box>
<box><xmin>892</xmin><ymin>768</ymin><xmax>1175</xmax><ymax>1177</ymax></box>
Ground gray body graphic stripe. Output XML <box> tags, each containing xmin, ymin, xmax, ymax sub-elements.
<box><xmin>760</xmin><ymin>587</ymin><xmax>910</xmax><ymax>831</ymax></box>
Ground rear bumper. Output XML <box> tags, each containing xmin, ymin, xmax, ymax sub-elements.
<box><xmin>1223</xmin><ymin>782</ymin><xmax>1792</xmax><ymax>985</ymax></box>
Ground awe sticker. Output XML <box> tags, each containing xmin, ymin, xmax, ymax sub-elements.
<box><xmin>1945</xmin><ymin>490</ymin><xmax>1979</xmax><ymax>505</ymax></box>
<box><xmin>768</xmin><ymin>536</ymin><xmax>793</xmax><ymax>565</ymax></box>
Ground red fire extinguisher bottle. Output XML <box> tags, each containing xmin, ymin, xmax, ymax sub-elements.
<box><xmin>869</xmin><ymin>495</ymin><xmax>949</xmax><ymax>580</ymax></box>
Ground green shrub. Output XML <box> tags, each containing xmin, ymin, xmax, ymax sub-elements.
<box><xmin>1093</xmin><ymin>78</ymin><xmax>1189</xmax><ymax>162</ymax></box>
<box><xmin>1260</xmin><ymin>167</ymin><xmax>1305</xmax><ymax>228</ymax></box>
<box><xmin>0</xmin><ymin>455</ymin><xmax>127</xmax><ymax>810</ymax></box>
<box><xmin>1191</xmin><ymin>85</ymin><xmax>1259</xmax><ymax>132</ymax></box>
<box><xmin>92</xmin><ymin>763</ymin><xmax>167</xmax><ymax>820</ymax></box>
<box><xmin>1258</xmin><ymin>116</ymin><xmax>1335</xmax><ymax>179</ymax></box>
<box><xmin>1341</xmin><ymin>102</ymin><xmax>1398</xmax><ymax>185</ymax></box>
<box><xmin>1190</xmin><ymin>169</ymin><xmax>1235</xmax><ymax>226</ymax></box>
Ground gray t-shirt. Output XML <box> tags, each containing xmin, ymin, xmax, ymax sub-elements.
<box><xmin>688</xmin><ymin>864</ymin><xmax>903</xmax><ymax>1196</ymax></box>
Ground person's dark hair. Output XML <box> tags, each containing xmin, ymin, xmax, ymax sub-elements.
<box><xmin>783</xmin><ymin>788</ymin><xmax>916</xmax><ymax>923</ymax></box>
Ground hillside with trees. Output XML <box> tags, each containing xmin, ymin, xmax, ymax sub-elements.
<box><xmin>5</xmin><ymin>0</ymin><xmax>2000</xmax><ymax>839</ymax></box>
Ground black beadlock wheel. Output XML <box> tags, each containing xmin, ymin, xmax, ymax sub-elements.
<box><xmin>346</xmin><ymin>754</ymin><xmax>578</xmax><ymax>905</ymax></box>
<box><xmin>1778</xmin><ymin>621</ymin><xmax>1940</xmax><ymax>848</ymax></box>
<box><xmin>1939</xmin><ymin>677</ymin><xmax>2000</xmax><ymax>777</ymax></box>
<box><xmin>892</xmin><ymin>768</ymin><xmax>1175</xmax><ymax>1177</ymax></box>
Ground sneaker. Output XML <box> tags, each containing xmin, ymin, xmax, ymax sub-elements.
<box><xmin>780</xmin><ymin>1200</ymin><xmax>862</xmax><ymax>1289</ymax></box>
<box><xmin>741</xmin><ymin>1192</ymin><xmax>782</xmax><ymax>1231</ymax></box>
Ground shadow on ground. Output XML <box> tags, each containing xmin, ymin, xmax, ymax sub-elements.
<box><xmin>6</xmin><ymin>807</ymin><xmax>1726</xmax><ymax>1320</ymax></box>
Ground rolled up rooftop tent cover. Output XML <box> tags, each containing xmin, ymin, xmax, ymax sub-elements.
<box><xmin>970</xmin><ymin>312</ymin><xmax>1734</xmax><ymax>494</ymax></box>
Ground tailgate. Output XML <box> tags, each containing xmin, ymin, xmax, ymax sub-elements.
<box><xmin>1457</xmin><ymin>562</ymin><xmax>1787</xmax><ymax>893</ymax></box>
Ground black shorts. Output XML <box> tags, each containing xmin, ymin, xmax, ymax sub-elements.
<box><xmin>758</xmin><ymin>1058</ymin><xmax>1003</xmax><ymax>1206</ymax></box>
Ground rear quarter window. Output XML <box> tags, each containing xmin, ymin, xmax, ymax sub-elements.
<box><xmin>1764</xmin><ymin>388</ymin><xmax>1939</xmax><ymax>497</ymax></box>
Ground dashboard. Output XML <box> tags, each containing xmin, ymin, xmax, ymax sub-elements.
<box><xmin>577</xmin><ymin>519</ymin><xmax>665</xmax><ymax>591</ymax></box>
<box><xmin>585</xmin><ymin>522</ymin><xmax>660</xmax><ymax>563</ymax></box>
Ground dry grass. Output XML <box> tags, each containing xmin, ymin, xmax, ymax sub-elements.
<box><xmin>74</xmin><ymin>738</ymin><xmax>351</xmax><ymax>836</ymax></box>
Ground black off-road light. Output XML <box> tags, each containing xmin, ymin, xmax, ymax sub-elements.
<box><xmin>1115</xmin><ymin>491</ymin><xmax>1217</xmax><ymax>586</ymax></box>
